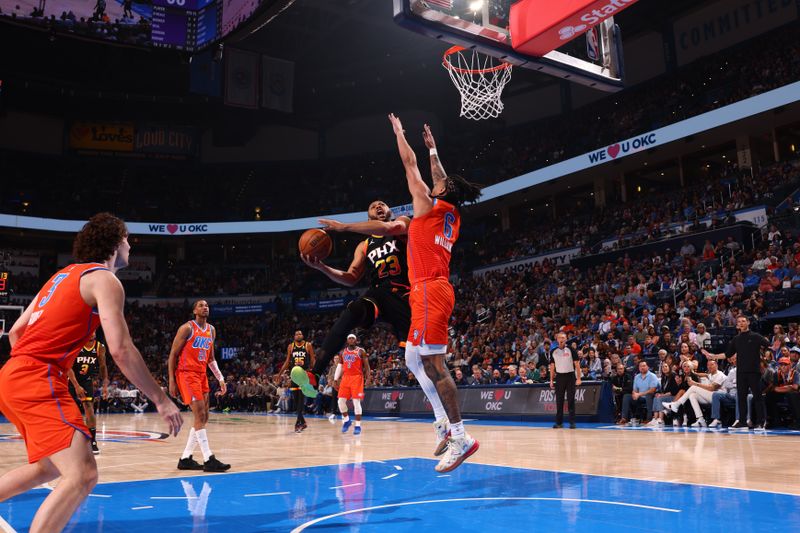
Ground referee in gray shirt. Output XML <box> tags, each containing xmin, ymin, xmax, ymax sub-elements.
<box><xmin>550</xmin><ymin>332</ymin><xmax>582</xmax><ymax>429</ymax></box>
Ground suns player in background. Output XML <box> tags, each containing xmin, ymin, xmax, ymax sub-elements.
<box><xmin>334</xmin><ymin>334</ymin><xmax>371</xmax><ymax>435</ymax></box>
<box><xmin>67</xmin><ymin>331</ymin><xmax>109</xmax><ymax>455</ymax></box>
<box><xmin>0</xmin><ymin>213</ymin><xmax>182</xmax><ymax>532</ymax></box>
<box><xmin>276</xmin><ymin>330</ymin><xmax>316</xmax><ymax>432</ymax></box>
<box><xmin>388</xmin><ymin>113</ymin><xmax>482</xmax><ymax>472</ymax></box>
<box><xmin>168</xmin><ymin>300</ymin><xmax>230</xmax><ymax>472</ymax></box>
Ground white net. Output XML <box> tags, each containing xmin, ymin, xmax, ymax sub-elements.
<box><xmin>443</xmin><ymin>47</ymin><xmax>512</xmax><ymax>120</ymax></box>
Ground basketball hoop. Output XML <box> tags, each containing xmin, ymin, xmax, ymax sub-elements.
<box><xmin>442</xmin><ymin>46</ymin><xmax>512</xmax><ymax>120</ymax></box>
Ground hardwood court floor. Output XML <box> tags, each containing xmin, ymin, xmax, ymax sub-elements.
<box><xmin>0</xmin><ymin>413</ymin><xmax>796</xmax><ymax>495</ymax></box>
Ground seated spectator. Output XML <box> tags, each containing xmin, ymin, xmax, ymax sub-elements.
<box><xmin>505</xmin><ymin>365</ymin><xmax>522</xmax><ymax>384</ymax></box>
<box><xmin>611</xmin><ymin>363</ymin><xmax>632</xmax><ymax>422</ymax></box>
<box><xmin>709</xmin><ymin>354</ymin><xmax>738</xmax><ymax>428</ymax></box>
<box><xmin>453</xmin><ymin>368</ymin><xmax>468</xmax><ymax>386</ymax></box>
<box><xmin>648</xmin><ymin>362</ymin><xmax>680</xmax><ymax>427</ymax></box>
<box><xmin>765</xmin><ymin>357</ymin><xmax>800</xmax><ymax>427</ymax></box>
<box><xmin>619</xmin><ymin>361</ymin><xmax>659</xmax><ymax>425</ymax></box>
<box><xmin>467</xmin><ymin>364</ymin><xmax>486</xmax><ymax>385</ymax></box>
<box><xmin>664</xmin><ymin>359</ymin><xmax>726</xmax><ymax>427</ymax></box>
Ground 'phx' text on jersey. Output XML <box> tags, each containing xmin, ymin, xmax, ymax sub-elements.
<box><xmin>74</xmin><ymin>341</ymin><xmax>102</xmax><ymax>379</ymax></box>
<box><xmin>291</xmin><ymin>341</ymin><xmax>309</xmax><ymax>369</ymax></box>
<box><xmin>364</xmin><ymin>235</ymin><xmax>409</xmax><ymax>288</ymax></box>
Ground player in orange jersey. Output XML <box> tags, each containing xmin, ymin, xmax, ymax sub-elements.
<box><xmin>334</xmin><ymin>334</ymin><xmax>371</xmax><ymax>435</ymax></box>
<box><xmin>168</xmin><ymin>300</ymin><xmax>230</xmax><ymax>472</ymax></box>
<box><xmin>388</xmin><ymin>113</ymin><xmax>482</xmax><ymax>472</ymax></box>
<box><xmin>0</xmin><ymin>213</ymin><xmax>182</xmax><ymax>533</ymax></box>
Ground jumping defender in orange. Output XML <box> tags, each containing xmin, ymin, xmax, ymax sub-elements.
<box><xmin>168</xmin><ymin>300</ymin><xmax>230</xmax><ymax>472</ymax></box>
<box><xmin>388</xmin><ymin>114</ymin><xmax>482</xmax><ymax>472</ymax></box>
<box><xmin>0</xmin><ymin>213</ymin><xmax>183</xmax><ymax>533</ymax></box>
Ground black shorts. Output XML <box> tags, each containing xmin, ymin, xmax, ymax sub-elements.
<box><xmin>70</xmin><ymin>376</ymin><xmax>95</xmax><ymax>402</ymax></box>
<box><xmin>361</xmin><ymin>284</ymin><xmax>411</xmax><ymax>342</ymax></box>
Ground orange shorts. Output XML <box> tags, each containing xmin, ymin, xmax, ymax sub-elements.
<box><xmin>408</xmin><ymin>278</ymin><xmax>454</xmax><ymax>351</ymax></box>
<box><xmin>338</xmin><ymin>375</ymin><xmax>364</xmax><ymax>400</ymax></box>
<box><xmin>176</xmin><ymin>370</ymin><xmax>209</xmax><ymax>405</ymax></box>
<box><xmin>0</xmin><ymin>356</ymin><xmax>90</xmax><ymax>464</ymax></box>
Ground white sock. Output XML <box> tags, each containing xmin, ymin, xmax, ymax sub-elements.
<box><xmin>342</xmin><ymin>414</ymin><xmax>350</xmax><ymax>423</ymax></box>
<box><xmin>450</xmin><ymin>421</ymin><xmax>465</xmax><ymax>439</ymax></box>
<box><xmin>195</xmin><ymin>428</ymin><xmax>212</xmax><ymax>462</ymax></box>
<box><xmin>355</xmin><ymin>420</ymin><xmax>361</xmax><ymax>427</ymax></box>
<box><xmin>405</xmin><ymin>346</ymin><xmax>448</xmax><ymax>421</ymax></box>
<box><xmin>181</xmin><ymin>428</ymin><xmax>197</xmax><ymax>459</ymax></box>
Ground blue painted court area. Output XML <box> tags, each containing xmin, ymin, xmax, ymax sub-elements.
<box><xmin>1</xmin><ymin>458</ymin><xmax>797</xmax><ymax>532</ymax></box>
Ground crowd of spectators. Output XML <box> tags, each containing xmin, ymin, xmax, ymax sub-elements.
<box><xmin>2</xmin><ymin>20</ymin><xmax>799</xmax><ymax>223</ymax></box>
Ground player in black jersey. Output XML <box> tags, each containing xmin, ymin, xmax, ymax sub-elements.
<box><xmin>67</xmin><ymin>332</ymin><xmax>109</xmax><ymax>455</ymax></box>
<box><xmin>275</xmin><ymin>330</ymin><xmax>316</xmax><ymax>432</ymax></box>
<box><xmin>297</xmin><ymin>200</ymin><xmax>411</xmax><ymax>390</ymax></box>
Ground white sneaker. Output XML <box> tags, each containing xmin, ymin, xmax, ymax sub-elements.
<box><xmin>754</xmin><ymin>425</ymin><xmax>766</xmax><ymax>432</ymax></box>
<box><xmin>672</xmin><ymin>419</ymin><xmax>680</xmax><ymax>427</ymax></box>
<box><xmin>645</xmin><ymin>419</ymin><xmax>660</xmax><ymax>427</ymax></box>
<box><xmin>433</xmin><ymin>418</ymin><xmax>450</xmax><ymax>457</ymax></box>
<box><xmin>691</xmin><ymin>418</ymin><xmax>707</xmax><ymax>428</ymax></box>
<box><xmin>627</xmin><ymin>418</ymin><xmax>639</xmax><ymax>427</ymax></box>
<box><xmin>434</xmin><ymin>434</ymin><xmax>479</xmax><ymax>473</ymax></box>
<box><xmin>708</xmin><ymin>419</ymin><xmax>721</xmax><ymax>428</ymax></box>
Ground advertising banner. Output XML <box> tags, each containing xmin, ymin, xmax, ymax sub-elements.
<box><xmin>134</xmin><ymin>124</ymin><xmax>198</xmax><ymax>156</ymax></box>
<box><xmin>69</xmin><ymin>122</ymin><xmax>135</xmax><ymax>152</ymax></box>
<box><xmin>363</xmin><ymin>383</ymin><xmax>604</xmax><ymax>417</ymax></box>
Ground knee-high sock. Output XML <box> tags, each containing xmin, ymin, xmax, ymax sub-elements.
<box><xmin>405</xmin><ymin>345</ymin><xmax>448</xmax><ymax>422</ymax></box>
<box><xmin>195</xmin><ymin>428</ymin><xmax>213</xmax><ymax>462</ymax></box>
<box><xmin>181</xmin><ymin>427</ymin><xmax>197</xmax><ymax>459</ymax></box>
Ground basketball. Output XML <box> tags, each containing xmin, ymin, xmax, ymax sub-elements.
<box><xmin>298</xmin><ymin>228</ymin><xmax>332</xmax><ymax>260</ymax></box>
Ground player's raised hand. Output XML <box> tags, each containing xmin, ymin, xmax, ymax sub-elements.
<box><xmin>156</xmin><ymin>397</ymin><xmax>183</xmax><ymax>437</ymax></box>
<box><xmin>388</xmin><ymin>113</ymin><xmax>405</xmax><ymax>135</ymax></box>
<box><xmin>422</xmin><ymin>124</ymin><xmax>437</xmax><ymax>150</ymax></box>
<box><xmin>319</xmin><ymin>218</ymin><xmax>346</xmax><ymax>232</ymax></box>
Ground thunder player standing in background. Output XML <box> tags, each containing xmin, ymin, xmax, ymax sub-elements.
<box><xmin>168</xmin><ymin>300</ymin><xmax>230</xmax><ymax>472</ymax></box>
<box><xmin>67</xmin><ymin>331</ymin><xmax>109</xmax><ymax>455</ymax></box>
<box><xmin>276</xmin><ymin>330</ymin><xmax>316</xmax><ymax>432</ymax></box>
<box><xmin>388</xmin><ymin>113</ymin><xmax>482</xmax><ymax>472</ymax></box>
<box><xmin>334</xmin><ymin>334</ymin><xmax>371</xmax><ymax>435</ymax></box>
<box><xmin>0</xmin><ymin>213</ymin><xmax>182</xmax><ymax>533</ymax></box>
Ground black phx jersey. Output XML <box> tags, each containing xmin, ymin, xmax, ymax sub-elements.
<box><xmin>291</xmin><ymin>342</ymin><xmax>309</xmax><ymax>369</ymax></box>
<box><xmin>72</xmin><ymin>340</ymin><xmax>102</xmax><ymax>398</ymax></box>
<box><xmin>364</xmin><ymin>235</ymin><xmax>409</xmax><ymax>288</ymax></box>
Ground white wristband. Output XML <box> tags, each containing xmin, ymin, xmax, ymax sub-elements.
<box><xmin>209</xmin><ymin>360</ymin><xmax>223</xmax><ymax>382</ymax></box>
<box><xmin>429</xmin><ymin>148</ymin><xmax>438</xmax><ymax>156</ymax></box>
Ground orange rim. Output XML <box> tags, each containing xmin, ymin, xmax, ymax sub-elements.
<box><xmin>442</xmin><ymin>45</ymin><xmax>511</xmax><ymax>74</ymax></box>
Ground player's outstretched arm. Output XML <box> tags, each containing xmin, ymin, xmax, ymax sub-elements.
<box><xmin>85</xmin><ymin>270</ymin><xmax>183</xmax><ymax>437</ymax></box>
<box><xmin>167</xmin><ymin>323</ymin><xmax>191</xmax><ymax>399</ymax></box>
<box><xmin>423</xmin><ymin>124</ymin><xmax>448</xmax><ymax>191</ymax></box>
<box><xmin>389</xmin><ymin>113</ymin><xmax>433</xmax><ymax>216</ymax></box>
<box><xmin>301</xmin><ymin>241</ymin><xmax>367</xmax><ymax>287</ymax></box>
<box><xmin>319</xmin><ymin>216</ymin><xmax>410</xmax><ymax>237</ymax></box>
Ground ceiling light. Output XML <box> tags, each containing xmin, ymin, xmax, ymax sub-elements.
<box><xmin>469</xmin><ymin>0</ymin><xmax>484</xmax><ymax>12</ymax></box>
